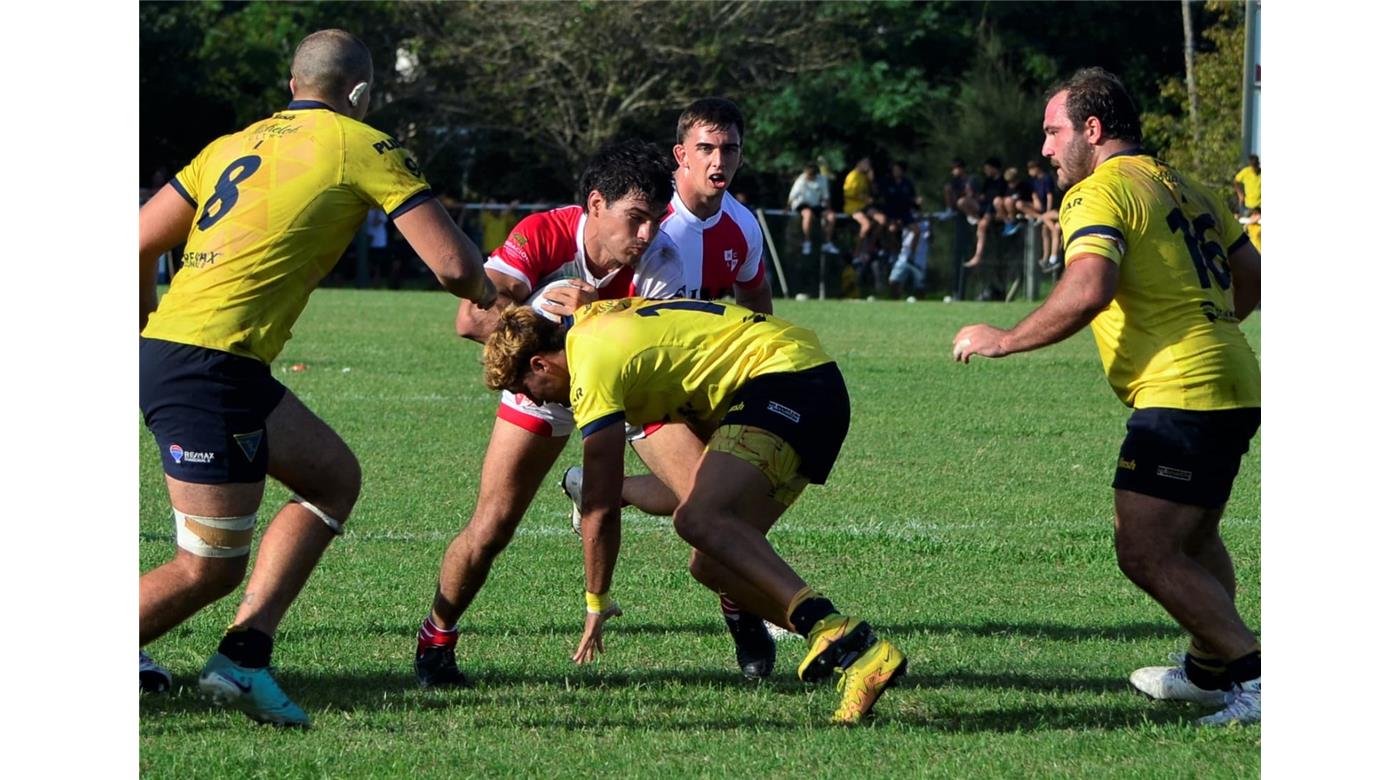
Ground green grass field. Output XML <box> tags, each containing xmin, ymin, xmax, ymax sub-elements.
<box><xmin>139</xmin><ymin>290</ymin><xmax>1261</xmax><ymax>778</ymax></box>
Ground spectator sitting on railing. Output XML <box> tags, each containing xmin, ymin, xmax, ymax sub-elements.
<box><xmin>934</xmin><ymin>159</ymin><xmax>967</xmax><ymax>220</ymax></box>
<box><xmin>843</xmin><ymin>156</ymin><xmax>886</xmax><ymax>262</ymax></box>
<box><xmin>998</xmin><ymin>167</ymin><xmax>1034</xmax><ymax>237</ymax></box>
<box><xmin>962</xmin><ymin>157</ymin><xmax>1005</xmax><ymax>269</ymax></box>
<box><xmin>788</xmin><ymin>162</ymin><xmax>838</xmax><ymax>255</ymax></box>
<box><xmin>1017</xmin><ymin>160</ymin><xmax>1062</xmax><ymax>272</ymax></box>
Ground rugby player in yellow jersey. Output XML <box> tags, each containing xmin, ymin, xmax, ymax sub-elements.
<box><xmin>483</xmin><ymin>299</ymin><xmax>907</xmax><ymax>724</ymax></box>
<box><xmin>952</xmin><ymin>68</ymin><xmax>1262</xmax><ymax>727</ymax></box>
<box><xmin>137</xmin><ymin>29</ymin><xmax>495</xmax><ymax>726</ymax></box>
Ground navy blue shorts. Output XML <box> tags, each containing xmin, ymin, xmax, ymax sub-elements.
<box><xmin>139</xmin><ymin>338</ymin><xmax>286</xmax><ymax>484</ymax></box>
<box><xmin>718</xmin><ymin>362</ymin><xmax>850</xmax><ymax>484</ymax></box>
<box><xmin>1113</xmin><ymin>407</ymin><xmax>1260</xmax><ymax>508</ymax></box>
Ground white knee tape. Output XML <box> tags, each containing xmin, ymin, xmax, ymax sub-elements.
<box><xmin>290</xmin><ymin>494</ymin><xmax>344</xmax><ymax>535</ymax></box>
<box><xmin>174</xmin><ymin>510</ymin><xmax>257</xmax><ymax>558</ymax></box>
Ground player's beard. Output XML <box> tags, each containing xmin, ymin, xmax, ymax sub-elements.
<box><xmin>1056</xmin><ymin>133</ymin><xmax>1095</xmax><ymax>189</ymax></box>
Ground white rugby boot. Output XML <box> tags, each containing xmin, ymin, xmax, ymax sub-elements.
<box><xmin>560</xmin><ymin>465</ymin><xmax>583</xmax><ymax>536</ymax></box>
<box><xmin>1129</xmin><ymin>654</ymin><xmax>1230</xmax><ymax>706</ymax></box>
<box><xmin>1197</xmin><ymin>678</ymin><xmax>1260</xmax><ymax>726</ymax></box>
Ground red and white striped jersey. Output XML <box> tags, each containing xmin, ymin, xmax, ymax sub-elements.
<box><xmin>660</xmin><ymin>191</ymin><xmax>765</xmax><ymax>301</ymax></box>
<box><xmin>483</xmin><ymin>205</ymin><xmax>684</xmax><ymax>300</ymax></box>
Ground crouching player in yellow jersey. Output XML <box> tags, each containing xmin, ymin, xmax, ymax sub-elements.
<box><xmin>137</xmin><ymin>29</ymin><xmax>496</xmax><ymax>726</ymax></box>
<box><xmin>953</xmin><ymin>68</ymin><xmax>1262</xmax><ymax>726</ymax></box>
<box><xmin>484</xmin><ymin>299</ymin><xmax>907</xmax><ymax>724</ymax></box>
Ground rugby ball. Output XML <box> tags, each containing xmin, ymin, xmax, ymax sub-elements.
<box><xmin>527</xmin><ymin>279</ymin><xmax>579</xmax><ymax>323</ymax></box>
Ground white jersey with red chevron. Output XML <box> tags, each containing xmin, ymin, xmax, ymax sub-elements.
<box><xmin>660</xmin><ymin>191</ymin><xmax>766</xmax><ymax>301</ymax></box>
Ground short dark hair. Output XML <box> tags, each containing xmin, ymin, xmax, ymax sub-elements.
<box><xmin>984</xmin><ymin>157</ymin><xmax>1002</xmax><ymax>170</ymax></box>
<box><xmin>1050</xmin><ymin>67</ymin><xmax>1142</xmax><ymax>145</ymax></box>
<box><xmin>676</xmin><ymin>97</ymin><xmax>745</xmax><ymax>145</ymax></box>
<box><xmin>951</xmin><ymin>158</ymin><xmax>966</xmax><ymax>168</ymax></box>
<box><xmin>578</xmin><ymin>139</ymin><xmax>674</xmax><ymax>209</ymax></box>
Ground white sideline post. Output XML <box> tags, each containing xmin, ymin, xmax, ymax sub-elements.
<box><xmin>754</xmin><ymin>209</ymin><xmax>790</xmax><ymax>299</ymax></box>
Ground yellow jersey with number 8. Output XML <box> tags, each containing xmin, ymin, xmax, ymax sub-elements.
<box><xmin>1059</xmin><ymin>151</ymin><xmax>1260</xmax><ymax>410</ymax></box>
<box><xmin>142</xmin><ymin>101</ymin><xmax>433</xmax><ymax>364</ymax></box>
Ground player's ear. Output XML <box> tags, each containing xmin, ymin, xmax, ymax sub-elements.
<box><xmin>587</xmin><ymin>190</ymin><xmax>605</xmax><ymax>217</ymax></box>
<box><xmin>1084</xmin><ymin>116</ymin><xmax>1103</xmax><ymax>145</ymax></box>
<box><xmin>349</xmin><ymin>82</ymin><xmax>369</xmax><ymax>107</ymax></box>
<box><xmin>288</xmin><ymin>77</ymin><xmax>296</xmax><ymax>96</ymax></box>
<box><xmin>673</xmin><ymin>144</ymin><xmax>687</xmax><ymax>169</ymax></box>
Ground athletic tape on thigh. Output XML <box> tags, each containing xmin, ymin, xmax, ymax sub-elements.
<box><xmin>290</xmin><ymin>494</ymin><xmax>344</xmax><ymax>535</ymax></box>
<box><xmin>174</xmin><ymin>509</ymin><xmax>256</xmax><ymax>558</ymax></box>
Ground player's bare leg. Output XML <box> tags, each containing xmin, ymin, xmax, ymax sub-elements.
<box><xmin>675</xmin><ymin>446</ymin><xmax>905</xmax><ymax>721</ymax></box>
<box><xmin>232</xmin><ymin>390</ymin><xmax>361</xmax><ymax>636</ymax></box>
<box><xmin>1113</xmin><ymin>490</ymin><xmax>1257</xmax><ymax>660</ymax></box>
<box><xmin>631</xmin><ymin>423</ymin><xmax>782</xmax><ymax>676</ymax></box>
<box><xmin>623</xmin><ymin>423</ymin><xmax>703</xmax><ymax>515</ymax></box>
<box><xmin>432</xmin><ymin>419</ymin><xmax>568</xmax><ymax>628</ymax></box>
<box><xmin>140</xmin><ymin>479</ymin><xmax>263</xmax><ymax>645</ymax></box>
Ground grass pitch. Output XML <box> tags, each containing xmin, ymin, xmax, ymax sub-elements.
<box><xmin>139</xmin><ymin>290</ymin><xmax>1261</xmax><ymax>778</ymax></box>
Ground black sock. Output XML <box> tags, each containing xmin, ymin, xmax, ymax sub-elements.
<box><xmin>1225</xmin><ymin>650</ymin><xmax>1261</xmax><ymax>686</ymax></box>
<box><xmin>790</xmin><ymin>597</ymin><xmax>837</xmax><ymax>637</ymax></box>
<box><xmin>1183</xmin><ymin>652</ymin><xmax>1229</xmax><ymax>691</ymax></box>
<box><xmin>218</xmin><ymin>627</ymin><xmax>274</xmax><ymax>669</ymax></box>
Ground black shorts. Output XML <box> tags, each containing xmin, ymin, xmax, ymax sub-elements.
<box><xmin>1113</xmin><ymin>407</ymin><xmax>1260</xmax><ymax>508</ymax></box>
<box><xmin>718</xmin><ymin>362</ymin><xmax>850</xmax><ymax>484</ymax></box>
<box><xmin>139</xmin><ymin>338</ymin><xmax>286</xmax><ymax>484</ymax></box>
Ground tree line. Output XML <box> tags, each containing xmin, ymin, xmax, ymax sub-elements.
<box><xmin>141</xmin><ymin>0</ymin><xmax>1248</xmax><ymax>207</ymax></box>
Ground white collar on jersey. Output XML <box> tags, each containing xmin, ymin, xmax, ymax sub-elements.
<box><xmin>572</xmin><ymin>211</ymin><xmax>623</xmax><ymax>289</ymax></box>
<box><xmin>670</xmin><ymin>190</ymin><xmax>729</xmax><ymax>229</ymax></box>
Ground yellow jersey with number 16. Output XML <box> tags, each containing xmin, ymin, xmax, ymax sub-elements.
<box><xmin>142</xmin><ymin>100</ymin><xmax>433</xmax><ymax>364</ymax></box>
<box><xmin>565</xmin><ymin>298</ymin><xmax>833</xmax><ymax>437</ymax></box>
<box><xmin>1059</xmin><ymin>151</ymin><xmax>1260</xmax><ymax>411</ymax></box>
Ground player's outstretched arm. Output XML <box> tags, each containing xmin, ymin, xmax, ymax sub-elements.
<box><xmin>573</xmin><ymin>421</ymin><xmax>626</xmax><ymax>665</ymax></box>
<box><xmin>953</xmin><ymin>254</ymin><xmax>1117</xmax><ymax>363</ymax></box>
<box><xmin>1228</xmin><ymin>241</ymin><xmax>1261</xmax><ymax>321</ymax></box>
<box><xmin>138</xmin><ymin>184</ymin><xmax>196</xmax><ymax>331</ymax></box>
<box><xmin>394</xmin><ymin>200</ymin><xmax>496</xmax><ymax>308</ymax></box>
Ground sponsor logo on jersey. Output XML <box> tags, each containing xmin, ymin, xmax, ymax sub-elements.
<box><xmin>766</xmin><ymin>401</ymin><xmax>800</xmax><ymax>423</ymax></box>
<box><xmin>723</xmin><ymin>249</ymin><xmax>738</xmax><ymax>271</ymax></box>
<box><xmin>1156</xmin><ymin>465</ymin><xmax>1193</xmax><ymax>481</ymax></box>
<box><xmin>510</xmin><ymin>231</ymin><xmax>529</xmax><ymax>248</ymax></box>
<box><xmin>169</xmin><ymin>444</ymin><xmax>184</xmax><ymax>463</ymax></box>
<box><xmin>1117</xmin><ymin>458</ymin><xmax>1136</xmax><ymax>471</ymax></box>
<box><xmin>372</xmin><ymin>137</ymin><xmax>404</xmax><ymax>155</ymax></box>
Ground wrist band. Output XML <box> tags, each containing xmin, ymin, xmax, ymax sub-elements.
<box><xmin>585</xmin><ymin>590</ymin><xmax>613</xmax><ymax>615</ymax></box>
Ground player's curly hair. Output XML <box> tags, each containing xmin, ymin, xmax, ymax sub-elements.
<box><xmin>482</xmin><ymin>306</ymin><xmax>568</xmax><ymax>392</ymax></box>
<box><xmin>676</xmin><ymin>97</ymin><xmax>745</xmax><ymax>145</ymax></box>
<box><xmin>1050</xmin><ymin>67</ymin><xmax>1142</xmax><ymax>145</ymax></box>
<box><xmin>577</xmin><ymin>139</ymin><xmax>674</xmax><ymax>210</ymax></box>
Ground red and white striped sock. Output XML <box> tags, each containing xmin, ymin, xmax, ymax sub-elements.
<box><xmin>417</xmin><ymin>616</ymin><xmax>458</xmax><ymax>656</ymax></box>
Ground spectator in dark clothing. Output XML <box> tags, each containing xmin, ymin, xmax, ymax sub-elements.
<box><xmin>963</xmin><ymin>157</ymin><xmax>1004</xmax><ymax>268</ymax></box>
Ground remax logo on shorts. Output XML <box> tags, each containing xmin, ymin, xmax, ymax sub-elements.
<box><xmin>766</xmin><ymin>401</ymin><xmax>800</xmax><ymax>423</ymax></box>
<box><xmin>169</xmin><ymin>443</ymin><xmax>215</xmax><ymax>465</ymax></box>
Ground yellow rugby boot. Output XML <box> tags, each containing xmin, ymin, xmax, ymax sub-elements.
<box><xmin>797</xmin><ymin>614</ymin><xmax>874</xmax><ymax>683</ymax></box>
<box><xmin>831</xmin><ymin>638</ymin><xmax>907</xmax><ymax>724</ymax></box>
